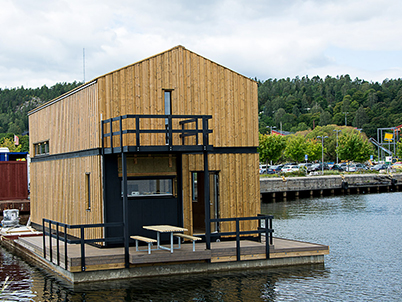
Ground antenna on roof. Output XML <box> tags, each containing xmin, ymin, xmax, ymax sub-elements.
<box><xmin>83</xmin><ymin>48</ymin><xmax>86</xmax><ymax>83</ymax></box>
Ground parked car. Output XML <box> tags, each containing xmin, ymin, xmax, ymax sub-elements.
<box><xmin>281</xmin><ymin>165</ymin><xmax>299</xmax><ymax>173</ymax></box>
<box><xmin>259</xmin><ymin>165</ymin><xmax>268</xmax><ymax>174</ymax></box>
<box><xmin>392</xmin><ymin>163</ymin><xmax>402</xmax><ymax>171</ymax></box>
<box><xmin>309</xmin><ymin>163</ymin><xmax>330</xmax><ymax>172</ymax></box>
<box><xmin>267</xmin><ymin>165</ymin><xmax>283</xmax><ymax>174</ymax></box>
<box><xmin>345</xmin><ymin>163</ymin><xmax>367</xmax><ymax>172</ymax></box>
<box><xmin>298</xmin><ymin>163</ymin><xmax>313</xmax><ymax>171</ymax></box>
<box><xmin>370</xmin><ymin>164</ymin><xmax>391</xmax><ymax>171</ymax></box>
<box><xmin>330</xmin><ymin>164</ymin><xmax>345</xmax><ymax>171</ymax></box>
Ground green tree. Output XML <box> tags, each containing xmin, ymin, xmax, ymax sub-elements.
<box><xmin>284</xmin><ymin>135</ymin><xmax>308</xmax><ymax>162</ymax></box>
<box><xmin>319</xmin><ymin>111</ymin><xmax>332</xmax><ymax>126</ymax></box>
<box><xmin>338</xmin><ymin>131</ymin><xmax>373</xmax><ymax>163</ymax></box>
<box><xmin>258</xmin><ymin>133</ymin><xmax>287</xmax><ymax>164</ymax></box>
<box><xmin>0</xmin><ymin>137</ymin><xmax>22</xmax><ymax>152</ymax></box>
<box><xmin>353</xmin><ymin>106</ymin><xmax>369</xmax><ymax>128</ymax></box>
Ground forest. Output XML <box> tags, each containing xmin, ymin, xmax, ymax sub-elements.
<box><xmin>0</xmin><ymin>81</ymin><xmax>82</xmax><ymax>151</ymax></box>
<box><xmin>1</xmin><ymin>75</ymin><xmax>402</xmax><ymax>155</ymax></box>
<box><xmin>257</xmin><ymin>74</ymin><xmax>402</xmax><ymax>139</ymax></box>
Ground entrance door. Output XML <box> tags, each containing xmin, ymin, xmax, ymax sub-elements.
<box><xmin>192</xmin><ymin>172</ymin><xmax>219</xmax><ymax>234</ymax></box>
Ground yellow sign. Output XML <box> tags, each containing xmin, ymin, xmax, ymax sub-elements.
<box><xmin>384</xmin><ymin>133</ymin><xmax>393</xmax><ymax>141</ymax></box>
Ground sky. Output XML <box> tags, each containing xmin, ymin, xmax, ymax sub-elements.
<box><xmin>1</xmin><ymin>0</ymin><xmax>402</xmax><ymax>89</ymax></box>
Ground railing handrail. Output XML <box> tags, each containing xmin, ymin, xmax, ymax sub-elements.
<box><xmin>208</xmin><ymin>215</ymin><xmax>274</xmax><ymax>261</ymax></box>
<box><xmin>101</xmin><ymin>114</ymin><xmax>213</xmax><ymax>152</ymax></box>
<box><xmin>42</xmin><ymin>219</ymin><xmax>124</xmax><ymax>272</ymax></box>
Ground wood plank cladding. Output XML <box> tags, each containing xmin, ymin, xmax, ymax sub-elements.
<box><xmin>97</xmin><ymin>46</ymin><xmax>258</xmax><ymax>148</ymax></box>
<box><xmin>28</xmin><ymin>46</ymin><xmax>260</xmax><ymax>240</ymax></box>
<box><xmin>29</xmin><ymin>82</ymin><xmax>99</xmax><ymax>155</ymax></box>
<box><xmin>30</xmin><ymin>156</ymin><xmax>103</xmax><ymax>239</ymax></box>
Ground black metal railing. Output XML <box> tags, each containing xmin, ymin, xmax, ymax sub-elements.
<box><xmin>101</xmin><ymin>114</ymin><xmax>213</xmax><ymax>153</ymax></box>
<box><xmin>209</xmin><ymin>215</ymin><xmax>274</xmax><ymax>261</ymax></box>
<box><xmin>42</xmin><ymin>219</ymin><xmax>124</xmax><ymax>272</ymax></box>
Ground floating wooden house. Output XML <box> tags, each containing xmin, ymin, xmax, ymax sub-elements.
<box><xmin>28</xmin><ymin>46</ymin><xmax>260</xmax><ymax>253</ymax></box>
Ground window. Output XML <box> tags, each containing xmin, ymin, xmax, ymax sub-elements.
<box><xmin>85</xmin><ymin>173</ymin><xmax>91</xmax><ymax>211</ymax></box>
<box><xmin>122</xmin><ymin>178</ymin><xmax>175</xmax><ymax>197</ymax></box>
<box><xmin>34</xmin><ymin>140</ymin><xmax>49</xmax><ymax>156</ymax></box>
<box><xmin>164</xmin><ymin>90</ymin><xmax>172</xmax><ymax>144</ymax></box>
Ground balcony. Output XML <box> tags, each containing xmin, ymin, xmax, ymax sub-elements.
<box><xmin>101</xmin><ymin>115</ymin><xmax>213</xmax><ymax>154</ymax></box>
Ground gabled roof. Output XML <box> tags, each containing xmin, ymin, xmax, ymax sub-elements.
<box><xmin>29</xmin><ymin>46</ymin><xmax>255</xmax><ymax>116</ymax></box>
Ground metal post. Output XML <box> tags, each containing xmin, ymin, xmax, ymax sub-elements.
<box><xmin>203</xmin><ymin>117</ymin><xmax>211</xmax><ymax>250</ymax></box>
<box><xmin>64</xmin><ymin>226</ymin><xmax>68</xmax><ymax>270</ymax></box>
<box><xmin>236</xmin><ymin>219</ymin><xmax>240</xmax><ymax>261</ymax></box>
<box><xmin>42</xmin><ymin>219</ymin><xmax>46</xmax><ymax>259</ymax></box>
<box><xmin>80</xmin><ymin>227</ymin><xmax>85</xmax><ymax>271</ymax></box>
<box><xmin>204</xmin><ymin>150</ymin><xmax>210</xmax><ymax>249</ymax></box>
<box><xmin>122</xmin><ymin>153</ymin><xmax>130</xmax><ymax>268</ymax></box>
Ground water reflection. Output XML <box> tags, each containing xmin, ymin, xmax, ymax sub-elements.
<box><xmin>1</xmin><ymin>192</ymin><xmax>402</xmax><ymax>301</ymax></box>
<box><xmin>1</xmin><ymin>243</ymin><xmax>328</xmax><ymax>302</ymax></box>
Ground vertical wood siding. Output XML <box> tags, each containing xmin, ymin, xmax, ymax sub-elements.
<box><xmin>30</xmin><ymin>156</ymin><xmax>103</xmax><ymax>239</ymax></box>
<box><xmin>29</xmin><ymin>82</ymin><xmax>100</xmax><ymax>155</ymax></box>
<box><xmin>29</xmin><ymin>46</ymin><xmax>259</xmax><ymax>238</ymax></box>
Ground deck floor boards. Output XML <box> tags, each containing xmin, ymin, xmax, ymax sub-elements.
<box><xmin>15</xmin><ymin>235</ymin><xmax>329</xmax><ymax>272</ymax></box>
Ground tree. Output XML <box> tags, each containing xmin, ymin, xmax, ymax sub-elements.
<box><xmin>258</xmin><ymin>133</ymin><xmax>287</xmax><ymax>164</ymax></box>
<box><xmin>353</xmin><ymin>106</ymin><xmax>369</xmax><ymax>128</ymax></box>
<box><xmin>319</xmin><ymin>111</ymin><xmax>332</xmax><ymax>126</ymax></box>
<box><xmin>338</xmin><ymin>131</ymin><xmax>373</xmax><ymax>163</ymax></box>
<box><xmin>0</xmin><ymin>137</ymin><xmax>21</xmax><ymax>152</ymax></box>
<box><xmin>284</xmin><ymin>135</ymin><xmax>308</xmax><ymax>162</ymax></box>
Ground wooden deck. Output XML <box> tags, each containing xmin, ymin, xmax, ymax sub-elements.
<box><xmin>14</xmin><ymin>235</ymin><xmax>329</xmax><ymax>273</ymax></box>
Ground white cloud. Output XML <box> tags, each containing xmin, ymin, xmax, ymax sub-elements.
<box><xmin>1</xmin><ymin>0</ymin><xmax>402</xmax><ymax>88</ymax></box>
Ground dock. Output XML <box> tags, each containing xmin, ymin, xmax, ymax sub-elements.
<box><xmin>0</xmin><ymin>232</ymin><xmax>328</xmax><ymax>283</ymax></box>
<box><xmin>261</xmin><ymin>173</ymin><xmax>402</xmax><ymax>201</ymax></box>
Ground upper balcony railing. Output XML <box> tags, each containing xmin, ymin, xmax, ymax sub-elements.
<box><xmin>101</xmin><ymin>115</ymin><xmax>213</xmax><ymax>154</ymax></box>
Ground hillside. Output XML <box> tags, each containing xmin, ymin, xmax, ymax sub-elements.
<box><xmin>258</xmin><ymin>75</ymin><xmax>402</xmax><ymax>139</ymax></box>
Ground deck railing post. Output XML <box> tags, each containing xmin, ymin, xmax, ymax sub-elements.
<box><xmin>64</xmin><ymin>225</ymin><xmax>68</xmax><ymax>270</ymax></box>
<box><xmin>80</xmin><ymin>226</ymin><xmax>85</xmax><ymax>271</ymax></box>
<box><xmin>236</xmin><ymin>219</ymin><xmax>240</xmax><ymax>261</ymax></box>
<box><xmin>119</xmin><ymin>116</ymin><xmax>123</xmax><ymax>151</ymax></box>
<box><xmin>110</xmin><ymin>119</ymin><xmax>113</xmax><ymax>151</ymax></box>
<box><xmin>49</xmin><ymin>221</ymin><xmax>52</xmax><ymax>263</ymax></box>
<box><xmin>265</xmin><ymin>217</ymin><xmax>270</xmax><ymax>259</ymax></box>
<box><xmin>269</xmin><ymin>217</ymin><xmax>273</xmax><ymax>245</ymax></box>
<box><xmin>42</xmin><ymin>219</ymin><xmax>46</xmax><ymax>259</ymax></box>
<box><xmin>56</xmin><ymin>223</ymin><xmax>60</xmax><ymax>266</ymax></box>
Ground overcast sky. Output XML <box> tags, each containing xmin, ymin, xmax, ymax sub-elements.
<box><xmin>1</xmin><ymin>0</ymin><xmax>402</xmax><ymax>89</ymax></box>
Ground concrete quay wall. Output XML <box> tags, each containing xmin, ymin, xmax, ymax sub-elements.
<box><xmin>260</xmin><ymin>173</ymin><xmax>402</xmax><ymax>200</ymax></box>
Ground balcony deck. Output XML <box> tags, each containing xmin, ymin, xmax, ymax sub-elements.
<box><xmin>13</xmin><ymin>235</ymin><xmax>328</xmax><ymax>274</ymax></box>
<box><xmin>102</xmin><ymin>114</ymin><xmax>213</xmax><ymax>154</ymax></box>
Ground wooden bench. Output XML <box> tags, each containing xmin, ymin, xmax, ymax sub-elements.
<box><xmin>130</xmin><ymin>235</ymin><xmax>157</xmax><ymax>254</ymax></box>
<box><xmin>173</xmin><ymin>233</ymin><xmax>201</xmax><ymax>251</ymax></box>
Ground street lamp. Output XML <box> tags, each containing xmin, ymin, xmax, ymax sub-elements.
<box><xmin>317</xmin><ymin>135</ymin><xmax>328</xmax><ymax>174</ymax></box>
<box><xmin>266</xmin><ymin>126</ymin><xmax>276</xmax><ymax>134</ymax></box>
<box><xmin>333</xmin><ymin>129</ymin><xmax>341</xmax><ymax>164</ymax></box>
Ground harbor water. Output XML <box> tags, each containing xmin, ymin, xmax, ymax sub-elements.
<box><xmin>1</xmin><ymin>192</ymin><xmax>402</xmax><ymax>301</ymax></box>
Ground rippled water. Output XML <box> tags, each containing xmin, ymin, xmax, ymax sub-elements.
<box><xmin>1</xmin><ymin>192</ymin><xmax>401</xmax><ymax>301</ymax></box>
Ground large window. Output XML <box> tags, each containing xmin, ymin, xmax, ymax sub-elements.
<box><xmin>122</xmin><ymin>178</ymin><xmax>175</xmax><ymax>197</ymax></box>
